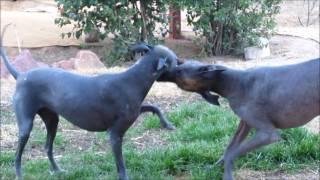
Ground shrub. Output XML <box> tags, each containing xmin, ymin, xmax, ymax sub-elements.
<box><xmin>54</xmin><ymin>0</ymin><xmax>169</xmax><ymax>63</ymax></box>
<box><xmin>55</xmin><ymin>0</ymin><xmax>282</xmax><ymax>61</ymax></box>
<box><xmin>175</xmin><ymin>0</ymin><xmax>282</xmax><ymax>55</ymax></box>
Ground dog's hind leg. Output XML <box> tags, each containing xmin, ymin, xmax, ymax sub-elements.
<box><xmin>140</xmin><ymin>104</ymin><xmax>175</xmax><ymax>130</ymax></box>
<box><xmin>223</xmin><ymin>128</ymin><xmax>280</xmax><ymax>180</ymax></box>
<box><xmin>14</xmin><ymin>101</ymin><xmax>36</xmax><ymax>179</ymax></box>
<box><xmin>38</xmin><ymin>108</ymin><xmax>63</xmax><ymax>173</ymax></box>
<box><xmin>215</xmin><ymin>120</ymin><xmax>251</xmax><ymax>165</ymax></box>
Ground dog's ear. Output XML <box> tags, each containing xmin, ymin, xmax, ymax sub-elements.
<box><xmin>198</xmin><ymin>65</ymin><xmax>226</xmax><ymax>79</ymax></box>
<box><xmin>200</xmin><ymin>91</ymin><xmax>220</xmax><ymax>106</ymax></box>
<box><xmin>146</xmin><ymin>44</ymin><xmax>154</xmax><ymax>50</ymax></box>
<box><xmin>130</xmin><ymin>43</ymin><xmax>153</xmax><ymax>55</ymax></box>
<box><xmin>157</xmin><ymin>57</ymin><xmax>168</xmax><ymax>71</ymax></box>
<box><xmin>198</xmin><ymin>65</ymin><xmax>213</xmax><ymax>72</ymax></box>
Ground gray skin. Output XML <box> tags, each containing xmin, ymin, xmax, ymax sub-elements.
<box><xmin>161</xmin><ymin>59</ymin><xmax>320</xmax><ymax>180</ymax></box>
<box><xmin>0</xmin><ymin>43</ymin><xmax>178</xmax><ymax>180</ymax></box>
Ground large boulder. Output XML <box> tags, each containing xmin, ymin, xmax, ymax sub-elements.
<box><xmin>52</xmin><ymin>50</ymin><xmax>106</xmax><ymax>72</ymax></box>
<box><xmin>1</xmin><ymin>50</ymin><xmax>106</xmax><ymax>79</ymax></box>
<box><xmin>52</xmin><ymin>59</ymin><xmax>75</xmax><ymax>70</ymax></box>
<box><xmin>1</xmin><ymin>50</ymin><xmax>49</xmax><ymax>79</ymax></box>
<box><xmin>74</xmin><ymin>50</ymin><xmax>106</xmax><ymax>71</ymax></box>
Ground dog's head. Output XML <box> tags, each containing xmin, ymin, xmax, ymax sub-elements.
<box><xmin>159</xmin><ymin>60</ymin><xmax>226</xmax><ymax>92</ymax></box>
<box><xmin>130</xmin><ymin>43</ymin><xmax>178</xmax><ymax>75</ymax></box>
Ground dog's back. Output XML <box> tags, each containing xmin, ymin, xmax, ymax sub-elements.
<box><xmin>13</xmin><ymin>68</ymin><xmax>125</xmax><ymax>131</ymax></box>
<box><xmin>243</xmin><ymin>59</ymin><xmax>319</xmax><ymax>128</ymax></box>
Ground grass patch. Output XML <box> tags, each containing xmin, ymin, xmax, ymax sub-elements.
<box><xmin>29</xmin><ymin>127</ymin><xmax>66</xmax><ymax>148</ymax></box>
<box><xmin>1</xmin><ymin>101</ymin><xmax>319</xmax><ymax>179</ymax></box>
<box><xmin>240</xmin><ymin>128</ymin><xmax>320</xmax><ymax>171</ymax></box>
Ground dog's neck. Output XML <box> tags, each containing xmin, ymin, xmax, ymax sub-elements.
<box><xmin>122</xmin><ymin>56</ymin><xmax>160</xmax><ymax>100</ymax></box>
<box><xmin>211</xmin><ymin>68</ymin><xmax>247</xmax><ymax>99</ymax></box>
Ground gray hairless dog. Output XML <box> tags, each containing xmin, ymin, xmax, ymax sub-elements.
<box><xmin>161</xmin><ymin>59</ymin><xmax>320</xmax><ymax>180</ymax></box>
<box><xmin>1</xmin><ymin>31</ymin><xmax>178</xmax><ymax>179</ymax></box>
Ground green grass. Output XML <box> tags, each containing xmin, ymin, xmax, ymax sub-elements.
<box><xmin>29</xmin><ymin>126</ymin><xmax>66</xmax><ymax>148</ymax></box>
<box><xmin>1</xmin><ymin>101</ymin><xmax>319</xmax><ymax>179</ymax></box>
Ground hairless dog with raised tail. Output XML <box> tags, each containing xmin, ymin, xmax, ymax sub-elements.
<box><xmin>1</xmin><ymin>25</ymin><xmax>177</xmax><ymax>179</ymax></box>
<box><xmin>161</xmin><ymin>59</ymin><xmax>320</xmax><ymax>180</ymax></box>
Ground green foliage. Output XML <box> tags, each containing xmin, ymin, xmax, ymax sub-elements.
<box><xmin>55</xmin><ymin>0</ymin><xmax>282</xmax><ymax>59</ymax></box>
<box><xmin>55</xmin><ymin>0</ymin><xmax>168</xmax><ymax>63</ymax></box>
<box><xmin>174</xmin><ymin>0</ymin><xmax>282</xmax><ymax>55</ymax></box>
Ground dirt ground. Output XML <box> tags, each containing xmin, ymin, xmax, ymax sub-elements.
<box><xmin>0</xmin><ymin>0</ymin><xmax>319</xmax><ymax>179</ymax></box>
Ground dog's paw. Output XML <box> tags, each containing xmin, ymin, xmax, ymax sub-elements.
<box><xmin>164</xmin><ymin>124</ymin><xmax>176</xmax><ymax>130</ymax></box>
<box><xmin>49</xmin><ymin>168</ymin><xmax>66</xmax><ymax>175</ymax></box>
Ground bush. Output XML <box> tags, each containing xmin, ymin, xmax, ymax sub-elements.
<box><xmin>55</xmin><ymin>0</ymin><xmax>282</xmax><ymax>62</ymax></box>
<box><xmin>175</xmin><ymin>0</ymin><xmax>282</xmax><ymax>55</ymax></box>
<box><xmin>54</xmin><ymin>0</ymin><xmax>169</xmax><ymax>63</ymax></box>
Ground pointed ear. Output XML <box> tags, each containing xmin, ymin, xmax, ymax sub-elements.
<box><xmin>146</xmin><ymin>44</ymin><xmax>154</xmax><ymax>50</ymax></box>
<box><xmin>199</xmin><ymin>65</ymin><xmax>226</xmax><ymax>79</ymax></box>
<box><xmin>198</xmin><ymin>65</ymin><xmax>214</xmax><ymax>72</ymax></box>
<box><xmin>157</xmin><ymin>57</ymin><xmax>168</xmax><ymax>71</ymax></box>
<box><xmin>214</xmin><ymin>65</ymin><xmax>226</xmax><ymax>71</ymax></box>
<box><xmin>198</xmin><ymin>65</ymin><xmax>225</xmax><ymax>72</ymax></box>
<box><xmin>130</xmin><ymin>43</ymin><xmax>153</xmax><ymax>55</ymax></box>
<box><xmin>199</xmin><ymin>91</ymin><xmax>220</xmax><ymax>106</ymax></box>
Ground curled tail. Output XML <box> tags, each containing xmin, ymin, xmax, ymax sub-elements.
<box><xmin>1</xmin><ymin>23</ymin><xmax>19</xmax><ymax>79</ymax></box>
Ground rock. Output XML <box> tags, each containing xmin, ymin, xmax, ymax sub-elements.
<box><xmin>1</xmin><ymin>50</ymin><xmax>49</xmax><ymax>79</ymax></box>
<box><xmin>52</xmin><ymin>59</ymin><xmax>75</xmax><ymax>70</ymax></box>
<box><xmin>74</xmin><ymin>50</ymin><xmax>106</xmax><ymax>71</ymax></box>
<box><xmin>51</xmin><ymin>50</ymin><xmax>106</xmax><ymax>72</ymax></box>
<box><xmin>1</xmin><ymin>50</ymin><xmax>106</xmax><ymax>78</ymax></box>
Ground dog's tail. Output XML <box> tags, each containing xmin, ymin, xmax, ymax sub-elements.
<box><xmin>1</xmin><ymin>23</ymin><xmax>19</xmax><ymax>79</ymax></box>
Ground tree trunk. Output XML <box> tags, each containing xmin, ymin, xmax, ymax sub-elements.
<box><xmin>140</xmin><ymin>1</ymin><xmax>148</xmax><ymax>42</ymax></box>
<box><xmin>169</xmin><ymin>4</ymin><xmax>182</xmax><ymax>39</ymax></box>
<box><xmin>209</xmin><ymin>0</ymin><xmax>225</xmax><ymax>56</ymax></box>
